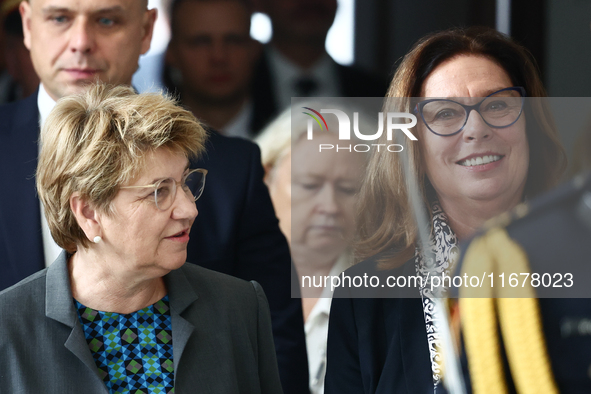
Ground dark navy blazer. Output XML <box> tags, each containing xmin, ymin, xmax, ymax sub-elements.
<box><xmin>0</xmin><ymin>92</ymin><xmax>309</xmax><ymax>394</ymax></box>
<box><xmin>324</xmin><ymin>257</ymin><xmax>436</xmax><ymax>394</ymax></box>
<box><xmin>0</xmin><ymin>92</ymin><xmax>42</xmax><ymax>287</ymax></box>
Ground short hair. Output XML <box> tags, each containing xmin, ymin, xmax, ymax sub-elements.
<box><xmin>37</xmin><ymin>84</ymin><xmax>208</xmax><ymax>252</ymax></box>
<box><xmin>355</xmin><ymin>27</ymin><xmax>567</xmax><ymax>268</ymax></box>
<box><xmin>256</xmin><ymin>106</ymin><xmax>293</xmax><ymax>174</ymax></box>
<box><xmin>2</xmin><ymin>4</ymin><xmax>23</xmax><ymax>37</ymax></box>
<box><xmin>169</xmin><ymin>0</ymin><xmax>253</xmax><ymax>38</ymax></box>
<box><xmin>26</xmin><ymin>0</ymin><xmax>149</xmax><ymax>9</ymax></box>
<box><xmin>256</xmin><ymin>101</ymin><xmax>371</xmax><ymax>181</ymax></box>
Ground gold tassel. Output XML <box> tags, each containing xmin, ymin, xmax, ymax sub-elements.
<box><xmin>459</xmin><ymin>228</ymin><xmax>559</xmax><ymax>394</ymax></box>
<box><xmin>491</xmin><ymin>229</ymin><xmax>559</xmax><ymax>394</ymax></box>
<box><xmin>460</xmin><ymin>234</ymin><xmax>507</xmax><ymax>394</ymax></box>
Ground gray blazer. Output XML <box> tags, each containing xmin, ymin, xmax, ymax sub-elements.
<box><xmin>0</xmin><ymin>252</ymin><xmax>283</xmax><ymax>394</ymax></box>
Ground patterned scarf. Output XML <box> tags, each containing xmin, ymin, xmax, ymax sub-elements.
<box><xmin>414</xmin><ymin>200</ymin><xmax>460</xmax><ymax>388</ymax></box>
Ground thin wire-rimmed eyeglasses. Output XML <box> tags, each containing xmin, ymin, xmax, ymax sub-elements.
<box><xmin>120</xmin><ymin>168</ymin><xmax>208</xmax><ymax>211</ymax></box>
<box><xmin>415</xmin><ymin>87</ymin><xmax>526</xmax><ymax>137</ymax></box>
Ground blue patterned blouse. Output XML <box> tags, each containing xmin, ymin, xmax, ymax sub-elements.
<box><xmin>75</xmin><ymin>296</ymin><xmax>175</xmax><ymax>394</ymax></box>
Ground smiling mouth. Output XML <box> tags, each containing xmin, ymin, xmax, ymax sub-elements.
<box><xmin>457</xmin><ymin>155</ymin><xmax>504</xmax><ymax>167</ymax></box>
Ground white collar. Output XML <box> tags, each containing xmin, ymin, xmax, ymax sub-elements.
<box><xmin>268</xmin><ymin>46</ymin><xmax>335</xmax><ymax>78</ymax></box>
<box><xmin>305</xmin><ymin>252</ymin><xmax>354</xmax><ymax>324</ymax></box>
<box><xmin>267</xmin><ymin>46</ymin><xmax>340</xmax><ymax>109</ymax></box>
<box><xmin>37</xmin><ymin>84</ymin><xmax>57</xmax><ymax>128</ymax></box>
<box><xmin>37</xmin><ymin>84</ymin><xmax>63</xmax><ymax>268</ymax></box>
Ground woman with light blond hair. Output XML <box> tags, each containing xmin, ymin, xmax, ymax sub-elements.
<box><xmin>257</xmin><ymin>103</ymin><xmax>369</xmax><ymax>394</ymax></box>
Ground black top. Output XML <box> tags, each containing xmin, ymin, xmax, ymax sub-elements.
<box><xmin>325</xmin><ymin>257</ymin><xmax>438</xmax><ymax>394</ymax></box>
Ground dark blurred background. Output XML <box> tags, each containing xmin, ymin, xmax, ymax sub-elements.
<box><xmin>2</xmin><ymin>0</ymin><xmax>591</xmax><ymax>169</ymax></box>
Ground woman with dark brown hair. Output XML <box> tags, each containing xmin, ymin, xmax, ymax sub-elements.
<box><xmin>324</xmin><ymin>27</ymin><xmax>566</xmax><ymax>394</ymax></box>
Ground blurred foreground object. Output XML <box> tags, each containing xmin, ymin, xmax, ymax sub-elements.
<box><xmin>458</xmin><ymin>172</ymin><xmax>591</xmax><ymax>393</ymax></box>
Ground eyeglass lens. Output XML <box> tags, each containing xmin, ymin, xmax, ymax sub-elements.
<box><xmin>154</xmin><ymin>171</ymin><xmax>205</xmax><ymax>211</ymax></box>
<box><xmin>421</xmin><ymin>89</ymin><xmax>523</xmax><ymax>136</ymax></box>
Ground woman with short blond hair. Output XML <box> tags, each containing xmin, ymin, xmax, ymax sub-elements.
<box><xmin>0</xmin><ymin>84</ymin><xmax>283</xmax><ymax>394</ymax></box>
<box><xmin>257</xmin><ymin>103</ymin><xmax>369</xmax><ymax>394</ymax></box>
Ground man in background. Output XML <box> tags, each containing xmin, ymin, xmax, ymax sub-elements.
<box><xmin>251</xmin><ymin>0</ymin><xmax>388</xmax><ymax>132</ymax></box>
<box><xmin>0</xmin><ymin>0</ymin><xmax>38</xmax><ymax>103</ymax></box>
<box><xmin>166</xmin><ymin>0</ymin><xmax>260</xmax><ymax>138</ymax></box>
<box><xmin>0</xmin><ymin>0</ymin><xmax>308</xmax><ymax>391</ymax></box>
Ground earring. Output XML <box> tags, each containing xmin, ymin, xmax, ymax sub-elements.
<box><xmin>93</xmin><ymin>236</ymin><xmax>102</xmax><ymax>243</ymax></box>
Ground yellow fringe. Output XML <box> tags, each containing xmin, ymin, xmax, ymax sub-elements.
<box><xmin>459</xmin><ymin>228</ymin><xmax>559</xmax><ymax>394</ymax></box>
<box><xmin>460</xmin><ymin>235</ymin><xmax>507</xmax><ymax>394</ymax></box>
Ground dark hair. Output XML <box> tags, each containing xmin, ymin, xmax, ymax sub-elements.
<box><xmin>356</xmin><ymin>27</ymin><xmax>567</xmax><ymax>268</ymax></box>
<box><xmin>397</xmin><ymin>27</ymin><xmax>547</xmax><ymax>98</ymax></box>
<box><xmin>3</xmin><ymin>9</ymin><xmax>23</xmax><ymax>37</ymax></box>
<box><xmin>169</xmin><ymin>0</ymin><xmax>253</xmax><ymax>38</ymax></box>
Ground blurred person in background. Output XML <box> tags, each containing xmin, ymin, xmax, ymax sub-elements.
<box><xmin>166</xmin><ymin>0</ymin><xmax>261</xmax><ymax>138</ymax></box>
<box><xmin>0</xmin><ymin>84</ymin><xmax>283</xmax><ymax>393</ymax></box>
<box><xmin>0</xmin><ymin>0</ymin><xmax>38</xmax><ymax>103</ymax></box>
<box><xmin>257</xmin><ymin>104</ymin><xmax>368</xmax><ymax>393</ymax></box>
<box><xmin>132</xmin><ymin>0</ymin><xmax>172</xmax><ymax>93</ymax></box>
<box><xmin>250</xmin><ymin>0</ymin><xmax>388</xmax><ymax>134</ymax></box>
<box><xmin>324</xmin><ymin>27</ymin><xmax>567</xmax><ymax>394</ymax></box>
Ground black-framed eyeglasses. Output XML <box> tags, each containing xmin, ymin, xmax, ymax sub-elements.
<box><xmin>120</xmin><ymin>168</ymin><xmax>208</xmax><ymax>211</ymax></box>
<box><xmin>415</xmin><ymin>87</ymin><xmax>526</xmax><ymax>137</ymax></box>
